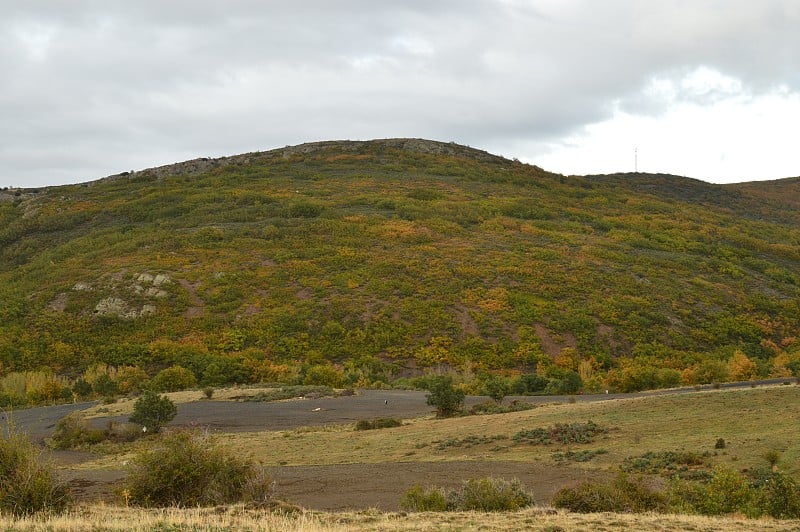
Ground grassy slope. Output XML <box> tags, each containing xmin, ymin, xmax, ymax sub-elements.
<box><xmin>2</xmin><ymin>139</ymin><xmax>800</xmax><ymax>386</ymax></box>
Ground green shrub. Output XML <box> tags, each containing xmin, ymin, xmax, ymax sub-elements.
<box><xmin>245</xmin><ymin>385</ymin><xmax>336</xmax><ymax>402</ymax></box>
<box><xmin>552</xmin><ymin>449</ymin><xmax>608</xmax><ymax>463</ymax></box>
<box><xmin>92</xmin><ymin>373</ymin><xmax>119</xmax><ymax>397</ymax></box>
<box><xmin>400</xmin><ymin>485</ymin><xmax>448</xmax><ymax>511</ymax></box>
<box><xmin>150</xmin><ymin>365</ymin><xmax>197</xmax><ymax>392</ymax></box>
<box><xmin>129</xmin><ymin>391</ymin><xmax>177</xmax><ymax>433</ymax></box>
<box><xmin>480</xmin><ymin>374</ymin><xmax>510</xmax><ymax>403</ymax></box>
<box><xmin>622</xmin><ymin>450</ymin><xmax>709</xmax><ymax>479</ymax></box>
<box><xmin>750</xmin><ymin>470</ymin><xmax>800</xmax><ymax>519</ymax></box>
<box><xmin>453</xmin><ymin>478</ymin><xmax>533</xmax><ymax>511</ymax></box>
<box><xmin>668</xmin><ymin>466</ymin><xmax>754</xmax><ymax>516</ymax></box>
<box><xmin>552</xmin><ymin>473</ymin><xmax>666</xmax><ymax>513</ymax></box>
<box><xmin>50</xmin><ymin>412</ymin><xmax>106</xmax><ymax>449</ymax></box>
<box><xmin>513</xmin><ymin>421</ymin><xmax>607</xmax><ymax>445</ymax></box>
<box><xmin>203</xmin><ymin>387</ymin><xmax>214</xmax><ymax>399</ymax></box>
<box><xmin>0</xmin><ymin>427</ymin><xmax>70</xmax><ymax>515</ymax></box>
<box><xmin>354</xmin><ymin>418</ymin><xmax>402</xmax><ymax>431</ymax></box>
<box><xmin>425</xmin><ymin>375</ymin><xmax>465</xmax><ymax>418</ymax></box>
<box><xmin>467</xmin><ymin>400</ymin><xmax>535</xmax><ymax>415</ymax></box>
<box><xmin>303</xmin><ymin>364</ymin><xmax>343</xmax><ymax>387</ymax></box>
<box><xmin>125</xmin><ymin>430</ymin><xmax>272</xmax><ymax>507</ymax></box>
<box><xmin>71</xmin><ymin>378</ymin><xmax>93</xmax><ymax>398</ymax></box>
<box><xmin>433</xmin><ymin>434</ymin><xmax>507</xmax><ymax>451</ymax></box>
<box><xmin>401</xmin><ymin>477</ymin><xmax>533</xmax><ymax>512</ymax></box>
<box><xmin>512</xmin><ymin>373</ymin><xmax>549</xmax><ymax>395</ymax></box>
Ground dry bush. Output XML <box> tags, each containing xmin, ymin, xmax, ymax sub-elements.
<box><xmin>0</xmin><ymin>427</ymin><xmax>70</xmax><ymax>516</ymax></box>
<box><xmin>125</xmin><ymin>430</ymin><xmax>272</xmax><ymax>507</ymax></box>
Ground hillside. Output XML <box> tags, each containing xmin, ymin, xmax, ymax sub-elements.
<box><xmin>2</xmin><ymin>138</ymin><xmax>800</xmax><ymax>399</ymax></box>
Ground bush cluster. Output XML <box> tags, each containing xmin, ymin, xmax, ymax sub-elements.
<box><xmin>125</xmin><ymin>430</ymin><xmax>272</xmax><ymax>507</ymax></box>
<box><xmin>553</xmin><ymin>466</ymin><xmax>800</xmax><ymax>520</ymax></box>
<box><xmin>50</xmin><ymin>413</ymin><xmax>142</xmax><ymax>449</ymax></box>
<box><xmin>354</xmin><ymin>418</ymin><xmax>402</xmax><ymax>431</ymax></box>
<box><xmin>401</xmin><ymin>477</ymin><xmax>533</xmax><ymax>512</ymax></box>
<box><xmin>245</xmin><ymin>385</ymin><xmax>338</xmax><ymax>402</ymax></box>
<box><xmin>668</xmin><ymin>466</ymin><xmax>800</xmax><ymax>518</ymax></box>
<box><xmin>0</xmin><ymin>428</ymin><xmax>70</xmax><ymax>516</ymax></box>
<box><xmin>513</xmin><ymin>421</ymin><xmax>607</xmax><ymax>445</ymax></box>
<box><xmin>622</xmin><ymin>450</ymin><xmax>710</xmax><ymax>479</ymax></box>
<box><xmin>552</xmin><ymin>473</ymin><xmax>667</xmax><ymax>513</ymax></box>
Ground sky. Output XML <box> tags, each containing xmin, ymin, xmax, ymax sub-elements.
<box><xmin>2</xmin><ymin>1</ymin><xmax>799</xmax><ymax>188</ymax></box>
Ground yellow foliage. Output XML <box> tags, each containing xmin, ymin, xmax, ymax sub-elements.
<box><xmin>555</xmin><ymin>348</ymin><xmax>580</xmax><ymax>371</ymax></box>
<box><xmin>728</xmin><ymin>350</ymin><xmax>756</xmax><ymax>381</ymax></box>
<box><xmin>478</xmin><ymin>287</ymin><xmax>510</xmax><ymax>313</ymax></box>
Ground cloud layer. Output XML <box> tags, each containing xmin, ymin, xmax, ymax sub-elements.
<box><xmin>2</xmin><ymin>1</ymin><xmax>799</xmax><ymax>186</ymax></box>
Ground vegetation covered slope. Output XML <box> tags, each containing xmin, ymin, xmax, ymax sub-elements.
<box><xmin>1</xmin><ymin>139</ymin><xmax>800</xmax><ymax>397</ymax></box>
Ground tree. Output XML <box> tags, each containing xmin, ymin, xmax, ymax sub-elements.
<box><xmin>150</xmin><ymin>365</ymin><xmax>197</xmax><ymax>392</ymax></box>
<box><xmin>481</xmin><ymin>374</ymin><xmax>510</xmax><ymax>403</ymax></box>
<box><xmin>129</xmin><ymin>391</ymin><xmax>177</xmax><ymax>433</ymax></box>
<box><xmin>425</xmin><ymin>375</ymin><xmax>465</xmax><ymax>417</ymax></box>
<box><xmin>728</xmin><ymin>350</ymin><xmax>757</xmax><ymax>381</ymax></box>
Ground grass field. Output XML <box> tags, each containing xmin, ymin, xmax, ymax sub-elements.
<box><xmin>212</xmin><ymin>385</ymin><xmax>800</xmax><ymax>473</ymax></box>
<box><xmin>2</xmin><ymin>504</ymin><xmax>800</xmax><ymax>531</ymax></box>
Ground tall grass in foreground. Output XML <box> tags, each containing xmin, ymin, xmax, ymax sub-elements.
<box><xmin>1</xmin><ymin>505</ymin><xmax>799</xmax><ymax>531</ymax></box>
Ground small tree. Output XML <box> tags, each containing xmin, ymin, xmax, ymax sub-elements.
<box><xmin>129</xmin><ymin>391</ymin><xmax>177</xmax><ymax>433</ymax></box>
<box><xmin>482</xmin><ymin>374</ymin><xmax>510</xmax><ymax>404</ymax></box>
<box><xmin>425</xmin><ymin>375</ymin><xmax>465</xmax><ymax>417</ymax></box>
<box><xmin>150</xmin><ymin>365</ymin><xmax>197</xmax><ymax>392</ymax></box>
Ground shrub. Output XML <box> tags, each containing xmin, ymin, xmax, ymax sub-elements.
<box><xmin>150</xmin><ymin>365</ymin><xmax>197</xmax><ymax>392</ymax></box>
<box><xmin>622</xmin><ymin>451</ymin><xmax>709</xmax><ymax>479</ymax></box>
<box><xmin>480</xmin><ymin>374</ymin><xmax>510</xmax><ymax>403</ymax></box>
<box><xmin>303</xmin><ymin>364</ymin><xmax>343</xmax><ymax>387</ymax></box>
<box><xmin>467</xmin><ymin>400</ymin><xmax>535</xmax><ymax>415</ymax></box>
<box><xmin>513</xmin><ymin>421</ymin><xmax>607</xmax><ymax>445</ymax></box>
<box><xmin>354</xmin><ymin>418</ymin><xmax>402</xmax><ymax>431</ymax></box>
<box><xmin>750</xmin><ymin>470</ymin><xmax>800</xmax><ymax>519</ymax></box>
<box><xmin>453</xmin><ymin>478</ymin><xmax>533</xmax><ymax>511</ymax></box>
<box><xmin>50</xmin><ymin>413</ymin><xmax>106</xmax><ymax>449</ymax></box>
<box><xmin>401</xmin><ymin>477</ymin><xmax>533</xmax><ymax>512</ymax></box>
<box><xmin>115</xmin><ymin>366</ymin><xmax>150</xmax><ymax>394</ymax></box>
<box><xmin>125</xmin><ymin>430</ymin><xmax>272</xmax><ymax>507</ymax></box>
<box><xmin>425</xmin><ymin>375</ymin><xmax>465</xmax><ymax>417</ymax></box>
<box><xmin>203</xmin><ymin>387</ymin><xmax>214</xmax><ymax>399</ymax></box>
<box><xmin>71</xmin><ymin>378</ymin><xmax>93</xmax><ymax>398</ymax></box>
<box><xmin>669</xmin><ymin>466</ymin><xmax>754</xmax><ymax>516</ymax></box>
<box><xmin>0</xmin><ymin>427</ymin><xmax>70</xmax><ymax>515</ymax></box>
<box><xmin>400</xmin><ymin>485</ymin><xmax>448</xmax><ymax>511</ymax></box>
<box><xmin>512</xmin><ymin>373</ymin><xmax>549</xmax><ymax>395</ymax></box>
<box><xmin>92</xmin><ymin>373</ymin><xmax>119</xmax><ymax>397</ymax></box>
<box><xmin>129</xmin><ymin>391</ymin><xmax>177</xmax><ymax>433</ymax></box>
<box><xmin>552</xmin><ymin>473</ymin><xmax>667</xmax><ymax>513</ymax></box>
<box><xmin>245</xmin><ymin>385</ymin><xmax>336</xmax><ymax>402</ymax></box>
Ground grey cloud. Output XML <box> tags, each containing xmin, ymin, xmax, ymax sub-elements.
<box><xmin>1</xmin><ymin>1</ymin><xmax>798</xmax><ymax>186</ymax></box>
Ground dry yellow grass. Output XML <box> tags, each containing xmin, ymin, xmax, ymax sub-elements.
<box><xmin>1</xmin><ymin>505</ymin><xmax>798</xmax><ymax>531</ymax></box>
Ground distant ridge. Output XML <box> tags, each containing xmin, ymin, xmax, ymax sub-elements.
<box><xmin>99</xmin><ymin>138</ymin><xmax>514</xmax><ymax>184</ymax></box>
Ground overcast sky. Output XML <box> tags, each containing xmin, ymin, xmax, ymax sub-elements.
<box><xmin>2</xmin><ymin>1</ymin><xmax>799</xmax><ymax>188</ymax></box>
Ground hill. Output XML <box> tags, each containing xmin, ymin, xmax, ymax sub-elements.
<box><xmin>1</xmin><ymin>138</ymin><xmax>800</xmax><ymax>400</ymax></box>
